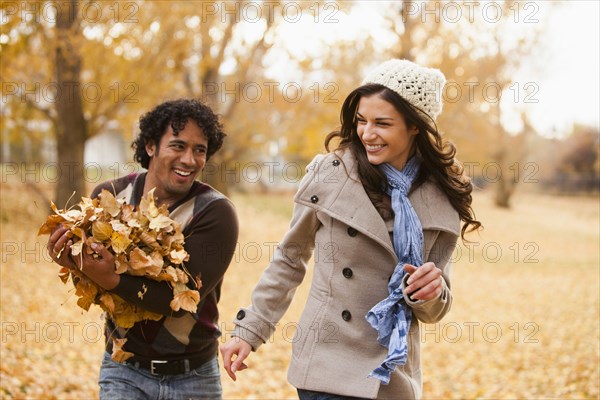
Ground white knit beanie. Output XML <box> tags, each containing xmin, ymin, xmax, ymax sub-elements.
<box><xmin>361</xmin><ymin>59</ymin><xmax>446</xmax><ymax>121</ymax></box>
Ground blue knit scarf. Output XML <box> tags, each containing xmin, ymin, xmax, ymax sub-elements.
<box><xmin>365</xmin><ymin>157</ymin><xmax>423</xmax><ymax>384</ymax></box>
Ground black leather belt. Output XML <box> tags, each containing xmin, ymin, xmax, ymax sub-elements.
<box><xmin>126</xmin><ymin>356</ymin><xmax>206</xmax><ymax>376</ymax></box>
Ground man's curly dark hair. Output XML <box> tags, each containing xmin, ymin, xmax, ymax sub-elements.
<box><xmin>132</xmin><ymin>99</ymin><xmax>226</xmax><ymax>169</ymax></box>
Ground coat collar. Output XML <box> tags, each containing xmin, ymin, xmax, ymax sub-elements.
<box><xmin>295</xmin><ymin>150</ymin><xmax>460</xmax><ymax>257</ymax></box>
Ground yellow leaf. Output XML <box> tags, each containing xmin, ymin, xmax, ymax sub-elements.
<box><xmin>111</xmin><ymin>338</ymin><xmax>134</xmax><ymax>363</ymax></box>
<box><xmin>109</xmin><ymin>295</ymin><xmax>162</xmax><ymax>328</ymax></box>
<box><xmin>71</xmin><ymin>226</ymin><xmax>84</xmax><ymax>239</ymax></box>
<box><xmin>92</xmin><ymin>220</ymin><xmax>113</xmax><ymax>241</ymax></box>
<box><xmin>99</xmin><ymin>293</ymin><xmax>115</xmax><ymax>314</ymax></box>
<box><xmin>99</xmin><ymin>189</ymin><xmax>120</xmax><ymax>217</ymax></box>
<box><xmin>140</xmin><ymin>309</ymin><xmax>164</xmax><ymax>322</ymax></box>
<box><xmin>110</xmin><ymin>231</ymin><xmax>132</xmax><ymax>254</ymax></box>
<box><xmin>75</xmin><ymin>279</ymin><xmax>98</xmax><ymax>311</ymax></box>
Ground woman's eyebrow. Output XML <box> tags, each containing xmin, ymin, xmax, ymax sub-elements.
<box><xmin>356</xmin><ymin>112</ymin><xmax>395</xmax><ymax>121</ymax></box>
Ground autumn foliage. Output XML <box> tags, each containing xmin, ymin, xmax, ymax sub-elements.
<box><xmin>37</xmin><ymin>189</ymin><xmax>201</xmax><ymax>330</ymax></box>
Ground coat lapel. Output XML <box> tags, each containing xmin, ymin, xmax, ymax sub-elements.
<box><xmin>328</xmin><ymin>168</ymin><xmax>397</xmax><ymax>259</ymax></box>
<box><xmin>295</xmin><ymin>151</ymin><xmax>397</xmax><ymax>260</ymax></box>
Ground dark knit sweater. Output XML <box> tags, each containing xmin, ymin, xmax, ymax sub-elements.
<box><xmin>91</xmin><ymin>173</ymin><xmax>238</xmax><ymax>362</ymax></box>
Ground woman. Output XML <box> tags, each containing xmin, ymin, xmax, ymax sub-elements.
<box><xmin>220</xmin><ymin>59</ymin><xmax>481</xmax><ymax>399</ymax></box>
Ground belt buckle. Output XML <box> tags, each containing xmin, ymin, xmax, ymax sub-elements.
<box><xmin>150</xmin><ymin>360</ymin><xmax>168</xmax><ymax>375</ymax></box>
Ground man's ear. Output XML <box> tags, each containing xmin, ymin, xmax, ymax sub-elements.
<box><xmin>146</xmin><ymin>141</ymin><xmax>156</xmax><ymax>157</ymax></box>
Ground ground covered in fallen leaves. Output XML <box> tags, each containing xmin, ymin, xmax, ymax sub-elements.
<box><xmin>1</xmin><ymin>179</ymin><xmax>598</xmax><ymax>399</ymax></box>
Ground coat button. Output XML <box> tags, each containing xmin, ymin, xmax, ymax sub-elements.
<box><xmin>342</xmin><ymin>310</ymin><xmax>352</xmax><ymax>321</ymax></box>
<box><xmin>332</xmin><ymin>159</ymin><xmax>340</xmax><ymax>166</ymax></box>
<box><xmin>347</xmin><ymin>227</ymin><xmax>358</xmax><ymax>237</ymax></box>
<box><xmin>342</xmin><ymin>268</ymin><xmax>353</xmax><ymax>279</ymax></box>
<box><xmin>310</xmin><ymin>195</ymin><xmax>319</xmax><ymax>203</ymax></box>
<box><xmin>236</xmin><ymin>310</ymin><xmax>246</xmax><ymax>320</ymax></box>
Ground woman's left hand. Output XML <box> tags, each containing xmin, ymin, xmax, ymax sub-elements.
<box><xmin>403</xmin><ymin>262</ymin><xmax>443</xmax><ymax>301</ymax></box>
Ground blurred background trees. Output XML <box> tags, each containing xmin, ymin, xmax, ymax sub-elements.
<box><xmin>1</xmin><ymin>0</ymin><xmax>598</xmax><ymax>207</ymax></box>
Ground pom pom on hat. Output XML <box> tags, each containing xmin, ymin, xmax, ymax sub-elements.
<box><xmin>361</xmin><ymin>59</ymin><xmax>446</xmax><ymax>121</ymax></box>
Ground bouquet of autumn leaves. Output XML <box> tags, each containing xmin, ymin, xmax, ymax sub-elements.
<box><xmin>38</xmin><ymin>188</ymin><xmax>201</xmax><ymax>330</ymax></box>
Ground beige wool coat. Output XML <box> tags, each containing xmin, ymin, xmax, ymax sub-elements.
<box><xmin>232</xmin><ymin>149</ymin><xmax>460</xmax><ymax>399</ymax></box>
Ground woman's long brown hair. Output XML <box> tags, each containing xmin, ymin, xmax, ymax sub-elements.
<box><xmin>325</xmin><ymin>84</ymin><xmax>481</xmax><ymax>239</ymax></box>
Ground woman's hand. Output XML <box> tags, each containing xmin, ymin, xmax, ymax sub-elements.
<box><xmin>403</xmin><ymin>262</ymin><xmax>443</xmax><ymax>301</ymax></box>
<box><xmin>220</xmin><ymin>337</ymin><xmax>251</xmax><ymax>381</ymax></box>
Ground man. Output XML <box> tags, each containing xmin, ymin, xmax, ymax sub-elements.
<box><xmin>47</xmin><ymin>99</ymin><xmax>238</xmax><ymax>399</ymax></box>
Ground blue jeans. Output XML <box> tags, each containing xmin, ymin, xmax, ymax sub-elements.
<box><xmin>297</xmin><ymin>389</ymin><xmax>368</xmax><ymax>400</ymax></box>
<box><xmin>99</xmin><ymin>352</ymin><xmax>222</xmax><ymax>400</ymax></box>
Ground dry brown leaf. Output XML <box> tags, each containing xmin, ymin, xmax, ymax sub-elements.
<box><xmin>139</xmin><ymin>188</ymin><xmax>159</xmax><ymax>218</ymax></box>
<box><xmin>99</xmin><ymin>190</ymin><xmax>121</xmax><ymax>217</ymax></box>
<box><xmin>170</xmin><ymin>282</ymin><xmax>200</xmax><ymax>313</ymax></box>
<box><xmin>169</xmin><ymin>249</ymin><xmax>189</xmax><ymax>264</ymax></box>
<box><xmin>154</xmin><ymin>266</ymin><xmax>178</xmax><ymax>282</ymax></box>
<box><xmin>175</xmin><ymin>268</ymin><xmax>190</xmax><ymax>284</ymax></box>
<box><xmin>139</xmin><ymin>231</ymin><xmax>160</xmax><ymax>250</ymax></box>
<box><xmin>70</xmin><ymin>240</ymin><xmax>83</xmax><ymax>256</ymax></box>
<box><xmin>170</xmin><ymin>290</ymin><xmax>200</xmax><ymax>313</ymax></box>
<box><xmin>114</xmin><ymin>253</ymin><xmax>129</xmax><ymax>274</ymax></box>
<box><xmin>128</xmin><ymin>248</ymin><xmax>163</xmax><ymax>276</ymax></box>
<box><xmin>120</xmin><ymin>203</ymin><xmax>136</xmax><ymax>222</ymax></box>
<box><xmin>58</xmin><ymin>267</ymin><xmax>70</xmax><ymax>284</ymax></box>
<box><xmin>149</xmin><ymin>214</ymin><xmax>173</xmax><ymax>232</ymax></box>
<box><xmin>111</xmin><ymin>338</ymin><xmax>134</xmax><ymax>363</ymax></box>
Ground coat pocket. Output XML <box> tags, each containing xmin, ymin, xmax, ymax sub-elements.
<box><xmin>291</xmin><ymin>292</ymin><xmax>327</xmax><ymax>360</ymax></box>
<box><xmin>405</xmin><ymin>321</ymin><xmax>422</xmax><ymax>376</ymax></box>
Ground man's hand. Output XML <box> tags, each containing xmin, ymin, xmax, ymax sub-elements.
<box><xmin>71</xmin><ymin>232</ymin><xmax>120</xmax><ymax>291</ymax></box>
<box><xmin>403</xmin><ymin>262</ymin><xmax>443</xmax><ymax>301</ymax></box>
<box><xmin>47</xmin><ymin>225</ymin><xmax>77</xmax><ymax>270</ymax></box>
<box><xmin>48</xmin><ymin>226</ymin><xmax>119</xmax><ymax>291</ymax></box>
<box><xmin>220</xmin><ymin>337</ymin><xmax>251</xmax><ymax>381</ymax></box>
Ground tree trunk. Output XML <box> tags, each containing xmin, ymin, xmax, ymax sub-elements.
<box><xmin>493</xmin><ymin>143</ymin><xmax>515</xmax><ymax>208</ymax></box>
<box><xmin>54</xmin><ymin>0</ymin><xmax>87</xmax><ymax>207</ymax></box>
<box><xmin>202</xmin><ymin>153</ymin><xmax>230</xmax><ymax>195</ymax></box>
<box><xmin>494</xmin><ymin>175</ymin><xmax>513</xmax><ymax>208</ymax></box>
